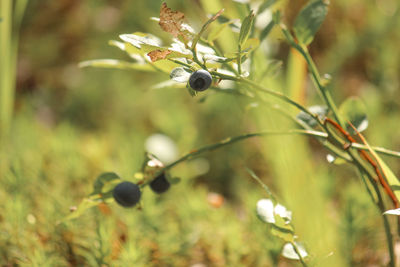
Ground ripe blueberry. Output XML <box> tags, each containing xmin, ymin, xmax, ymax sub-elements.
<box><xmin>113</xmin><ymin>181</ymin><xmax>141</xmax><ymax>207</ymax></box>
<box><xmin>189</xmin><ymin>70</ymin><xmax>212</xmax><ymax>91</ymax></box>
<box><xmin>149</xmin><ymin>172</ymin><xmax>170</xmax><ymax>194</ymax></box>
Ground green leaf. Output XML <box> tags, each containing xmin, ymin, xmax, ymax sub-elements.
<box><xmin>64</xmin><ymin>172</ymin><xmax>122</xmax><ymax>221</ymax></box>
<box><xmin>78</xmin><ymin>59</ymin><xmax>154</xmax><ymax>71</ymax></box>
<box><xmin>92</xmin><ymin>172</ymin><xmax>121</xmax><ymax>197</ymax></box>
<box><xmin>152</xmin><ymin>80</ymin><xmax>185</xmax><ymax>90</ymax></box>
<box><xmin>242</xmin><ymin>38</ymin><xmax>260</xmax><ymax>53</ymax></box>
<box><xmin>257</xmin><ymin>0</ymin><xmax>277</xmax><ymax>14</ymax></box>
<box><xmin>353</xmin><ymin>131</ymin><xmax>400</xmax><ymax>205</ymax></box>
<box><xmin>119</xmin><ymin>32</ymin><xmax>162</xmax><ymax>49</ymax></box>
<box><xmin>168</xmin><ymin>177</ymin><xmax>181</xmax><ymax>184</ymax></box>
<box><xmin>338</xmin><ymin>97</ymin><xmax>368</xmax><ymax>135</ymax></box>
<box><xmin>293</xmin><ymin>0</ymin><xmax>328</xmax><ymax>45</ymax></box>
<box><xmin>364</xmin><ymin>143</ymin><xmax>400</xmax><ymax>204</ymax></box>
<box><xmin>208</xmin><ymin>22</ymin><xmax>229</xmax><ymax>42</ymax></box>
<box><xmin>152</xmin><ymin>59</ymin><xmax>181</xmax><ymax>73</ymax></box>
<box><xmin>170</xmin><ymin>67</ymin><xmax>191</xmax><ymax>83</ymax></box>
<box><xmin>259</xmin><ymin>20</ymin><xmax>275</xmax><ymax>42</ymax></box>
<box><xmin>238</xmin><ymin>11</ymin><xmax>255</xmax><ymax>47</ymax></box>
<box><xmin>297</xmin><ymin>105</ymin><xmax>328</xmax><ymax>128</ymax></box>
<box><xmin>192</xmin><ymin>9</ymin><xmax>224</xmax><ymax>49</ymax></box>
<box><xmin>326</xmin><ymin>154</ymin><xmax>347</xmax><ymax>165</ymax></box>
<box><xmin>64</xmin><ymin>195</ymin><xmax>102</xmax><ymax>221</ymax></box>
<box><xmin>247</xmin><ymin>169</ymin><xmax>274</xmax><ymax>200</ymax></box>
<box><xmin>272</xmin><ymin>10</ymin><xmax>281</xmax><ymax>24</ymax></box>
<box><xmin>109</xmin><ymin>40</ymin><xmax>142</xmax><ymax>56</ymax></box>
<box><xmin>271</xmin><ymin>220</ymin><xmax>295</xmax><ymax>243</ymax></box>
<box><xmin>186</xmin><ymin>82</ymin><xmax>198</xmax><ymax>97</ymax></box>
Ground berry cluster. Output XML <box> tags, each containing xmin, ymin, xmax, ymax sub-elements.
<box><xmin>113</xmin><ymin>172</ymin><xmax>171</xmax><ymax>208</ymax></box>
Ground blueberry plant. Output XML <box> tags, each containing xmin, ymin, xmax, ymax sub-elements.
<box><xmin>72</xmin><ymin>1</ymin><xmax>400</xmax><ymax>266</ymax></box>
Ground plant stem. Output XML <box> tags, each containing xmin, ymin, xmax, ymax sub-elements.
<box><xmin>358</xmin><ymin>169</ymin><xmax>395</xmax><ymax>267</ymax></box>
<box><xmin>0</xmin><ymin>0</ymin><xmax>13</xmax><ymax>147</ymax></box>
<box><xmin>280</xmin><ymin>26</ymin><xmax>344</xmax><ymax>127</ymax></box>
<box><xmin>210</xmin><ymin>71</ymin><xmax>324</xmax><ymax>128</ymax></box>
<box><xmin>0</xmin><ymin>0</ymin><xmax>27</xmax><ymax>148</ymax></box>
<box><xmin>237</xmin><ymin>45</ymin><xmax>242</xmax><ymax>75</ymax></box>
<box><xmin>158</xmin><ymin>129</ymin><xmax>327</xmax><ymax>175</ymax></box>
<box><xmin>351</xmin><ymin>143</ymin><xmax>400</xmax><ymax>158</ymax></box>
<box><xmin>290</xmin><ymin>241</ymin><xmax>308</xmax><ymax>267</ymax></box>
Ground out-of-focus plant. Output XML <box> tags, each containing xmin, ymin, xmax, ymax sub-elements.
<box><xmin>0</xmin><ymin>0</ymin><xmax>27</xmax><ymax>147</ymax></box>
<box><xmin>73</xmin><ymin>1</ymin><xmax>400</xmax><ymax>265</ymax></box>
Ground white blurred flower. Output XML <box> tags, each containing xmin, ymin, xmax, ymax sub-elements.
<box><xmin>257</xmin><ymin>199</ymin><xmax>275</xmax><ymax>223</ymax></box>
<box><xmin>145</xmin><ymin>134</ymin><xmax>178</xmax><ymax>164</ymax></box>
<box><xmin>274</xmin><ymin>203</ymin><xmax>292</xmax><ymax>222</ymax></box>
<box><xmin>256</xmin><ymin>199</ymin><xmax>293</xmax><ymax>224</ymax></box>
<box><xmin>282</xmin><ymin>242</ymin><xmax>308</xmax><ymax>260</ymax></box>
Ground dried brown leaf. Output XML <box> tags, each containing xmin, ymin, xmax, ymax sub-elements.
<box><xmin>159</xmin><ymin>2</ymin><xmax>185</xmax><ymax>38</ymax></box>
<box><xmin>147</xmin><ymin>49</ymin><xmax>172</xmax><ymax>62</ymax></box>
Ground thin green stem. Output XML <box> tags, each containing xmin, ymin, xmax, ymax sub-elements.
<box><xmin>168</xmin><ymin>59</ymin><xmax>194</xmax><ymax>70</ymax></box>
<box><xmin>281</xmin><ymin>26</ymin><xmax>344</xmax><ymax>127</ymax></box>
<box><xmin>0</xmin><ymin>0</ymin><xmax>13</xmax><ymax>147</ymax></box>
<box><xmin>240</xmin><ymin>78</ymin><xmax>325</xmax><ymax>128</ymax></box>
<box><xmin>154</xmin><ymin>129</ymin><xmax>327</xmax><ymax>177</ymax></box>
<box><xmin>357</xmin><ymin>168</ymin><xmax>395</xmax><ymax>267</ymax></box>
<box><xmin>237</xmin><ymin>45</ymin><xmax>242</xmax><ymax>75</ymax></box>
<box><xmin>201</xmin><ymin>38</ymin><xmax>239</xmax><ymax>75</ymax></box>
<box><xmin>210</xmin><ymin>71</ymin><xmax>323</xmax><ymax>127</ymax></box>
<box><xmin>290</xmin><ymin>242</ymin><xmax>308</xmax><ymax>267</ymax></box>
<box><xmin>351</xmin><ymin>143</ymin><xmax>400</xmax><ymax>158</ymax></box>
<box><xmin>302</xmin><ymin>47</ymin><xmax>344</xmax><ymax>127</ymax></box>
<box><xmin>0</xmin><ymin>0</ymin><xmax>28</xmax><ymax>148</ymax></box>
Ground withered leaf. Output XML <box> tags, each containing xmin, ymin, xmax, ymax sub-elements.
<box><xmin>159</xmin><ymin>2</ymin><xmax>185</xmax><ymax>38</ymax></box>
<box><xmin>147</xmin><ymin>49</ymin><xmax>172</xmax><ymax>62</ymax></box>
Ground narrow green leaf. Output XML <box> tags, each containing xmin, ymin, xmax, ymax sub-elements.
<box><xmin>238</xmin><ymin>11</ymin><xmax>255</xmax><ymax>46</ymax></box>
<box><xmin>293</xmin><ymin>0</ymin><xmax>328</xmax><ymax>45</ymax></box>
<box><xmin>259</xmin><ymin>20</ymin><xmax>275</xmax><ymax>42</ymax></box>
<box><xmin>271</xmin><ymin>221</ymin><xmax>295</xmax><ymax>243</ymax></box>
<box><xmin>370</xmin><ymin>150</ymin><xmax>400</xmax><ymax>203</ymax></box>
<box><xmin>109</xmin><ymin>40</ymin><xmax>141</xmax><ymax>55</ymax></box>
<box><xmin>257</xmin><ymin>0</ymin><xmax>277</xmax><ymax>14</ymax></box>
<box><xmin>192</xmin><ymin>9</ymin><xmax>224</xmax><ymax>50</ymax></box>
<box><xmin>297</xmin><ymin>105</ymin><xmax>328</xmax><ymax>128</ymax></box>
<box><xmin>119</xmin><ymin>33</ymin><xmax>162</xmax><ymax>49</ymax></box>
<box><xmin>326</xmin><ymin>154</ymin><xmax>347</xmax><ymax>165</ymax></box>
<box><xmin>242</xmin><ymin>38</ymin><xmax>260</xmax><ymax>53</ymax></box>
<box><xmin>168</xmin><ymin>177</ymin><xmax>181</xmax><ymax>184</ymax></box>
<box><xmin>170</xmin><ymin>67</ymin><xmax>191</xmax><ymax>83</ymax></box>
<box><xmin>247</xmin><ymin>169</ymin><xmax>275</xmax><ymax>200</ymax></box>
<box><xmin>339</xmin><ymin>97</ymin><xmax>368</xmax><ymax>134</ymax></box>
<box><xmin>354</xmin><ymin>132</ymin><xmax>400</xmax><ymax>204</ymax></box>
<box><xmin>92</xmin><ymin>172</ymin><xmax>121</xmax><ymax>196</ymax></box>
<box><xmin>186</xmin><ymin>82</ymin><xmax>198</xmax><ymax>97</ymax></box>
<box><xmin>64</xmin><ymin>195</ymin><xmax>102</xmax><ymax>221</ymax></box>
<box><xmin>208</xmin><ymin>22</ymin><xmax>229</xmax><ymax>42</ymax></box>
<box><xmin>78</xmin><ymin>59</ymin><xmax>154</xmax><ymax>71</ymax></box>
<box><xmin>272</xmin><ymin>10</ymin><xmax>281</xmax><ymax>24</ymax></box>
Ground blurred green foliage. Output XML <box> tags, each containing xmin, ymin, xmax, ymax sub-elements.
<box><xmin>1</xmin><ymin>0</ymin><xmax>400</xmax><ymax>266</ymax></box>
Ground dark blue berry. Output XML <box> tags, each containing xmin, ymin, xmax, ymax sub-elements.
<box><xmin>189</xmin><ymin>70</ymin><xmax>212</xmax><ymax>91</ymax></box>
<box><xmin>113</xmin><ymin>181</ymin><xmax>141</xmax><ymax>207</ymax></box>
<box><xmin>149</xmin><ymin>173</ymin><xmax>170</xmax><ymax>194</ymax></box>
